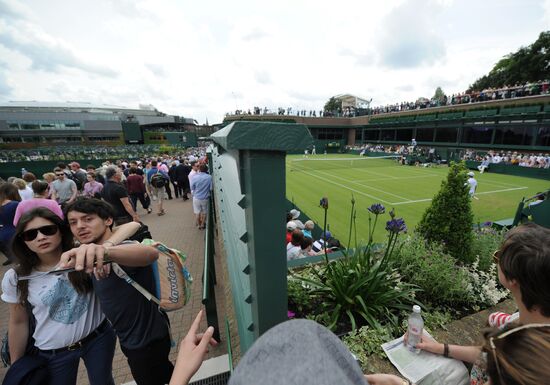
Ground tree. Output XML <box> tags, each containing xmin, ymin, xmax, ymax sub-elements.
<box><xmin>469</xmin><ymin>31</ymin><xmax>550</xmax><ymax>91</ymax></box>
<box><xmin>324</xmin><ymin>97</ymin><xmax>341</xmax><ymax>112</ymax></box>
<box><xmin>433</xmin><ymin>87</ymin><xmax>446</xmax><ymax>104</ymax></box>
<box><xmin>416</xmin><ymin>162</ymin><xmax>474</xmax><ymax>264</ymax></box>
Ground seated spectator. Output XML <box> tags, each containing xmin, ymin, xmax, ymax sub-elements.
<box><xmin>287</xmin><ymin>229</ymin><xmax>304</xmax><ymax>261</ymax></box>
<box><xmin>477</xmin><ymin>157</ymin><xmax>491</xmax><ymax>173</ymax></box>
<box><xmin>290</xmin><ymin>209</ymin><xmax>304</xmax><ymax>230</ymax></box>
<box><xmin>406</xmin><ymin>223</ymin><xmax>550</xmax><ymax>384</ymax></box>
<box><xmin>300</xmin><ymin>237</ymin><xmax>320</xmax><ymax>257</ymax></box>
<box><xmin>286</xmin><ymin>221</ymin><xmax>297</xmax><ymax>244</ymax></box>
<box><xmin>303</xmin><ymin>220</ymin><xmax>314</xmax><ymax>239</ymax></box>
<box><xmin>528</xmin><ymin>192</ymin><xmax>546</xmax><ymax>207</ymax></box>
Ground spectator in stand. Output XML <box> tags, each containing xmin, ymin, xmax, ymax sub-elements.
<box><xmin>289</xmin><ymin>209</ymin><xmax>304</xmax><ymax>230</ymax></box>
<box><xmin>478</xmin><ymin>157</ymin><xmax>491</xmax><ymax>173</ymax></box>
<box><xmin>300</xmin><ymin>237</ymin><xmax>318</xmax><ymax>257</ymax></box>
<box><xmin>303</xmin><ymin>220</ymin><xmax>314</xmax><ymax>239</ymax></box>
<box><xmin>0</xmin><ymin>183</ymin><xmax>21</xmax><ymax>265</ymax></box>
<box><xmin>286</xmin><ymin>221</ymin><xmax>297</xmax><ymax>244</ymax></box>
<box><xmin>101</xmin><ymin>166</ymin><xmax>139</xmax><ymax>225</ymax></box>
<box><xmin>287</xmin><ymin>229</ymin><xmax>304</xmax><ymax>261</ymax></box>
<box><xmin>127</xmin><ymin>167</ymin><xmax>152</xmax><ymax>214</ymax></box>
<box><xmin>12</xmin><ymin>178</ymin><xmax>33</xmax><ymax>201</ymax></box>
<box><xmin>190</xmin><ymin>164</ymin><xmax>212</xmax><ymax>230</ymax></box>
<box><xmin>51</xmin><ymin>167</ymin><xmax>78</xmax><ymax>206</ymax></box>
<box><xmin>83</xmin><ymin>172</ymin><xmax>104</xmax><ymax>198</ymax></box>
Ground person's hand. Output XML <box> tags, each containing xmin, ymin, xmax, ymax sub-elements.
<box><xmin>59</xmin><ymin>243</ymin><xmax>108</xmax><ymax>273</ymax></box>
<box><xmin>169</xmin><ymin>310</ymin><xmax>217</xmax><ymax>385</ymax></box>
<box><xmin>404</xmin><ymin>331</ymin><xmax>442</xmax><ymax>355</ymax></box>
<box><xmin>132</xmin><ymin>214</ymin><xmax>140</xmax><ymax>222</ymax></box>
<box><xmin>94</xmin><ymin>264</ymin><xmax>111</xmax><ymax>280</ymax></box>
<box><xmin>365</xmin><ymin>373</ymin><xmax>406</xmax><ymax>385</ymax></box>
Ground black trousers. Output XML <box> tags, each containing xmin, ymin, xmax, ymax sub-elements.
<box><xmin>121</xmin><ymin>334</ymin><xmax>174</xmax><ymax>385</ymax></box>
<box><xmin>164</xmin><ymin>183</ymin><xmax>173</xmax><ymax>199</ymax></box>
<box><xmin>130</xmin><ymin>192</ymin><xmax>150</xmax><ymax>210</ymax></box>
<box><xmin>171</xmin><ymin>181</ymin><xmax>181</xmax><ymax>198</ymax></box>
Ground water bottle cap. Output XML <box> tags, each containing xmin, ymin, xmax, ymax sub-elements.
<box><xmin>413</xmin><ymin>305</ymin><xmax>421</xmax><ymax>313</ymax></box>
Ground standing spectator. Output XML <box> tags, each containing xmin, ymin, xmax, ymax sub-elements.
<box><xmin>42</xmin><ymin>172</ymin><xmax>56</xmax><ymax>198</ymax></box>
<box><xmin>190</xmin><ymin>164</ymin><xmax>212</xmax><ymax>229</ymax></box>
<box><xmin>0</xmin><ymin>183</ymin><xmax>20</xmax><ymax>265</ymax></box>
<box><xmin>168</xmin><ymin>161</ymin><xmax>180</xmax><ymax>199</ymax></box>
<box><xmin>146</xmin><ymin>160</ymin><xmax>170</xmax><ymax>216</ymax></box>
<box><xmin>12</xmin><ymin>178</ymin><xmax>33</xmax><ymax>201</ymax></box>
<box><xmin>158</xmin><ymin>160</ymin><xmax>173</xmax><ymax>200</ymax></box>
<box><xmin>70</xmin><ymin>162</ymin><xmax>88</xmax><ymax>191</ymax></box>
<box><xmin>83</xmin><ymin>172</ymin><xmax>104</xmax><ymax>198</ymax></box>
<box><xmin>22</xmin><ymin>172</ymin><xmax>36</xmax><ymax>187</ymax></box>
<box><xmin>87</xmin><ymin>164</ymin><xmax>106</xmax><ymax>185</ymax></box>
<box><xmin>127</xmin><ymin>167</ymin><xmax>152</xmax><ymax>214</ymax></box>
<box><xmin>101</xmin><ymin>166</ymin><xmax>139</xmax><ymax>225</ymax></box>
<box><xmin>13</xmin><ymin>180</ymin><xmax>63</xmax><ymax>226</ymax></box>
<box><xmin>50</xmin><ymin>167</ymin><xmax>78</xmax><ymax>206</ymax></box>
<box><xmin>188</xmin><ymin>161</ymin><xmax>199</xmax><ymax>195</ymax></box>
<box><xmin>175</xmin><ymin>160</ymin><xmax>191</xmax><ymax>201</ymax></box>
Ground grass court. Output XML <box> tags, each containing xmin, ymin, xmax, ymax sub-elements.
<box><xmin>286</xmin><ymin>154</ymin><xmax>549</xmax><ymax>244</ymax></box>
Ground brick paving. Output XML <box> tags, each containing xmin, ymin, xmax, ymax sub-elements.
<box><xmin>0</xmin><ymin>197</ymin><xmax>228</xmax><ymax>384</ymax></box>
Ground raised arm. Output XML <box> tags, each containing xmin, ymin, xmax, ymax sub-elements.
<box><xmin>107</xmin><ymin>221</ymin><xmax>141</xmax><ymax>245</ymax></box>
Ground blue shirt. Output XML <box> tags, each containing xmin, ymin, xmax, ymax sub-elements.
<box><xmin>191</xmin><ymin>172</ymin><xmax>212</xmax><ymax>200</ymax></box>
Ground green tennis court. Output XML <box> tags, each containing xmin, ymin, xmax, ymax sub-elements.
<box><xmin>286</xmin><ymin>154</ymin><xmax>549</xmax><ymax>243</ymax></box>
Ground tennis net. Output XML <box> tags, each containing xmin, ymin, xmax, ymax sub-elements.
<box><xmin>289</xmin><ymin>155</ymin><xmax>401</xmax><ymax>172</ymax></box>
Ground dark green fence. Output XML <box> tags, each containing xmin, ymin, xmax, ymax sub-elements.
<box><xmin>210</xmin><ymin>121</ymin><xmax>312</xmax><ymax>353</ymax></box>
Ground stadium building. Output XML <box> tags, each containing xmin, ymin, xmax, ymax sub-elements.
<box><xmin>0</xmin><ymin>101</ymin><xmax>199</xmax><ymax>148</ymax></box>
<box><xmin>224</xmin><ymin>94</ymin><xmax>550</xmax><ymax>156</ymax></box>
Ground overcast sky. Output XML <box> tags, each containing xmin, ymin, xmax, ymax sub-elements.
<box><xmin>0</xmin><ymin>0</ymin><xmax>549</xmax><ymax>124</ymax></box>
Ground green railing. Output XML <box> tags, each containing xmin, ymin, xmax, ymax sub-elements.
<box><xmin>210</xmin><ymin>121</ymin><xmax>312</xmax><ymax>354</ymax></box>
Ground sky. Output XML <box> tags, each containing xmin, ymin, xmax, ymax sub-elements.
<box><xmin>0</xmin><ymin>0</ymin><xmax>549</xmax><ymax>124</ymax></box>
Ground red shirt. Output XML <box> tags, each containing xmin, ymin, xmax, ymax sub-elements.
<box><xmin>286</xmin><ymin>231</ymin><xmax>292</xmax><ymax>244</ymax></box>
<box><xmin>126</xmin><ymin>174</ymin><xmax>145</xmax><ymax>194</ymax></box>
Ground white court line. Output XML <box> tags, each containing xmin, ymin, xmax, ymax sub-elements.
<box><xmin>298</xmin><ymin>169</ymin><xmax>394</xmax><ymax>204</ymax></box>
<box><xmin>390</xmin><ymin>186</ymin><xmax>528</xmax><ymax>205</ymax></box>
<box><xmin>354</xmin><ymin>167</ymin><xmax>400</xmax><ymax>179</ymax></box>
<box><xmin>310</xmin><ymin>168</ymin><xmax>412</xmax><ymax>201</ymax></box>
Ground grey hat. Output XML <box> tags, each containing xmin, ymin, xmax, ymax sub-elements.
<box><xmin>228</xmin><ymin>319</ymin><xmax>369</xmax><ymax>385</ymax></box>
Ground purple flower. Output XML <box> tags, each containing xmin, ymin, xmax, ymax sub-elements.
<box><xmin>386</xmin><ymin>218</ymin><xmax>407</xmax><ymax>234</ymax></box>
<box><xmin>368</xmin><ymin>203</ymin><xmax>385</xmax><ymax>215</ymax></box>
<box><xmin>320</xmin><ymin>197</ymin><xmax>329</xmax><ymax>209</ymax></box>
<box><xmin>287</xmin><ymin>310</ymin><xmax>296</xmax><ymax>319</ymax></box>
<box><xmin>389</xmin><ymin>208</ymin><xmax>396</xmax><ymax>219</ymax></box>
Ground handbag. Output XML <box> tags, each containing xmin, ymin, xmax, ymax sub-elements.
<box><xmin>128</xmin><ymin>222</ymin><xmax>153</xmax><ymax>243</ymax></box>
<box><xmin>2</xmin><ymin>354</ymin><xmax>49</xmax><ymax>385</ymax></box>
<box><xmin>2</xmin><ymin>303</ymin><xmax>36</xmax><ymax>368</ymax></box>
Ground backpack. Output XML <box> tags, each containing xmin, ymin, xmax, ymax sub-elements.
<box><xmin>150</xmin><ymin>171</ymin><xmax>166</xmax><ymax>188</ymax></box>
<box><xmin>112</xmin><ymin>239</ymin><xmax>192</xmax><ymax>312</ymax></box>
<box><xmin>66</xmin><ymin>172</ymin><xmax>83</xmax><ymax>191</ymax></box>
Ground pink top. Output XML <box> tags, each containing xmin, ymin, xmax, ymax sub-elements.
<box><xmin>83</xmin><ymin>181</ymin><xmax>104</xmax><ymax>197</ymax></box>
<box><xmin>13</xmin><ymin>198</ymin><xmax>64</xmax><ymax>226</ymax></box>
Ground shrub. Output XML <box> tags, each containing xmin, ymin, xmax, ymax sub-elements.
<box><xmin>342</xmin><ymin>324</ymin><xmax>394</xmax><ymax>372</ymax></box>
<box><xmin>465</xmin><ymin>258</ymin><xmax>509</xmax><ymax>309</ymax></box>
<box><xmin>392</xmin><ymin>234</ymin><xmax>471</xmax><ymax>307</ymax></box>
<box><xmin>471</xmin><ymin>225</ymin><xmax>507</xmax><ymax>271</ymax></box>
<box><xmin>416</xmin><ymin>161</ymin><xmax>474</xmax><ymax>264</ymax></box>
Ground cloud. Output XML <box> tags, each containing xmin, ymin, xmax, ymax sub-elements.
<box><xmin>254</xmin><ymin>70</ymin><xmax>271</xmax><ymax>85</ymax></box>
<box><xmin>145</xmin><ymin>63</ymin><xmax>167</xmax><ymax>77</ymax></box>
<box><xmin>242</xmin><ymin>27</ymin><xmax>269</xmax><ymax>42</ymax></box>
<box><xmin>375</xmin><ymin>0</ymin><xmax>447</xmax><ymax>69</ymax></box>
<box><xmin>0</xmin><ymin>62</ymin><xmax>12</xmax><ymax>97</ymax></box>
<box><xmin>0</xmin><ymin>3</ymin><xmax>118</xmax><ymax>78</ymax></box>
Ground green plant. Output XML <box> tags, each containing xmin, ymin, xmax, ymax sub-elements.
<box><xmin>392</xmin><ymin>234</ymin><xmax>471</xmax><ymax>306</ymax></box>
<box><xmin>416</xmin><ymin>161</ymin><xmax>474</xmax><ymax>264</ymax></box>
<box><xmin>342</xmin><ymin>324</ymin><xmax>394</xmax><ymax>372</ymax></box>
<box><xmin>298</xmin><ymin>205</ymin><xmax>420</xmax><ymax>331</ymax></box>
<box><xmin>471</xmin><ymin>225</ymin><xmax>507</xmax><ymax>271</ymax></box>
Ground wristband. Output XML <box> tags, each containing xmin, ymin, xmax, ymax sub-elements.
<box><xmin>443</xmin><ymin>343</ymin><xmax>449</xmax><ymax>358</ymax></box>
<box><xmin>103</xmin><ymin>241</ymin><xmax>115</xmax><ymax>247</ymax></box>
<box><xmin>103</xmin><ymin>246</ymin><xmax>111</xmax><ymax>261</ymax></box>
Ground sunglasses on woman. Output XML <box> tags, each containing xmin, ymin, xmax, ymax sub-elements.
<box><xmin>488</xmin><ymin>323</ymin><xmax>550</xmax><ymax>383</ymax></box>
<box><xmin>20</xmin><ymin>224</ymin><xmax>59</xmax><ymax>241</ymax></box>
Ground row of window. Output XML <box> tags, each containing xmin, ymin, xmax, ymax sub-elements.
<box><xmin>310</xmin><ymin>128</ymin><xmax>345</xmax><ymax>140</ymax></box>
<box><xmin>354</xmin><ymin>126</ymin><xmax>550</xmax><ymax>146</ymax></box>
<box><xmin>7</xmin><ymin>122</ymin><xmax>82</xmax><ymax>130</ymax></box>
<box><xmin>0</xmin><ymin>136</ymin><xmax>119</xmax><ymax>143</ymax></box>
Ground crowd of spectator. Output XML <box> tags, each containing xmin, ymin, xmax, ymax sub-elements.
<box><xmin>0</xmin><ymin>144</ymin><xmax>194</xmax><ymax>162</ymax></box>
<box><xmin>462</xmin><ymin>149</ymin><xmax>550</xmax><ymax>169</ymax></box>
<box><xmin>228</xmin><ymin>80</ymin><xmax>550</xmax><ymax>120</ymax></box>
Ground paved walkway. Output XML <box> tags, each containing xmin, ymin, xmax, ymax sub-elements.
<box><xmin>0</xmin><ymin>197</ymin><xmax>228</xmax><ymax>384</ymax></box>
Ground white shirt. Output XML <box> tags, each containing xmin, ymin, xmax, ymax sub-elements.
<box><xmin>19</xmin><ymin>186</ymin><xmax>34</xmax><ymax>201</ymax></box>
<box><xmin>1</xmin><ymin>268</ymin><xmax>105</xmax><ymax>350</ymax></box>
<box><xmin>286</xmin><ymin>243</ymin><xmax>302</xmax><ymax>261</ymax></box>
<box><xmin>466</xmin><ymin>177</ymin><xmax>477</xmax><ymax>195</ymax></box>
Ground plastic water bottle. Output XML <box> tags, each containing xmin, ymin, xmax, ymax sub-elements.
<box><xmin>407</xmin><ymin>305</ymin><xmax>423</xmax><ymax>353</ymax></box>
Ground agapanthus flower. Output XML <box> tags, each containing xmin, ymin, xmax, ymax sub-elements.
<box><xmin>389</xmin><ymin>208</ymin><xmax>396</xmax><ymax>219</ymax></box>
<box><xmin>386</xmin><ymin>217</ymin><xmax>407</xmax><ymax>234</ymax></box>
<box><xmin>320</xmin><ymin>197</ymin><xmax>329</xmax><ymax>209</ymax></box>
<box><xmin>368</xmin><ymin>203</ymin><xmax>385</xmax><ymax>215</ymax></box>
